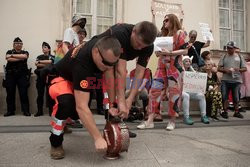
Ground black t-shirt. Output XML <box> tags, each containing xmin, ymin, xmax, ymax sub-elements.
<box><xmin>55</xmin><ymin>37</ymin><xmax>101</xmax><ymax>92</ymax></box>
<box><xmin>206</xmin><ymin>73</ymin><xmax>218</xmax><ymax>90</ymax></box>
<box><xmin>96</xmin><ymin>23</ymin><xmax>154</xmax><ymax>67</ymax></box>
<box><xmin>6</xmin><ymin>49</ymin><xmax>29</xmax><ymax>70</ymax></box>
<box><xmin>36</xmin><ymin>54</ymin><xmax>55</xmax><ymax>69</ymax></box>
<box><xmin>183</xmin><ymin>41</ymin><xmax>205</xmax><ymax>64</ymax></box>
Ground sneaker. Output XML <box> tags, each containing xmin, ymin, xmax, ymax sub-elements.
<box><xmin>129</xmin><ymin>131</ymin><xmax>137</xmax><ymax>138</ymax></box>
<box><xmin>239</xmin><ymin>108</ymin><xmax>246</xmax><ymax>113</ymax></box>
<box><xmin>211</xmin><ymin>115</ymin><xmax>220</xmax><ymax>121</ymax></box>
<box><xmin>201</xmin><ymin>115</ymin><xmax>210</xmax><ymax>124</ymax></box>
<box><xmin>183</xmin><ymin>116</ymin><xmax>194</xmax><ymax>125</ymax></box>
<box><xmin>50</xmin><ymin>145</ymin><xmax>65</xmax><ymax>159</ymax></box>
<box><xmin>34</xmin><ymin>111</ymin><xmax>43</xmax><ymax>117</ymax></box>
<box><xmin>23</xmin><ymin>111</ymin><xmax>31</xmax><ymax>116</ymax></box>
<box><xmin>166</xmin><ymin>121</ymin><xmax>175</xmax><ymax>131</ymax></box>
<box><xmin>68</xmin><ymin>120</ymin><xmax>83</xmax><ymax>128</ymax></box>
<box><xmin>154</xmin><ymin>114</ymin><xmax>163</xmax><ymax>122</ymax></box>
<box><xmin>233</xmin><ymin>112</ymin><xmax>244</xmax><ymax>119</ymax></box>
<box><xmin>220</xmin><ymin>111</ymin><xmax>228</xmax><ymax>119</ymax></box>
<box><xmin>4</xmin><ymin>112</ymin><xmax>15</xmax><ymax>117</ymax></box>
<box><xmin>63</xmin><ymin>126</ymin><xmax>72</xmax><ymax>134</ymax></box>
<box><xmin>137</xmin><ymin>121</ymin><xmax>154</xmax><ymax>129</ymax></box>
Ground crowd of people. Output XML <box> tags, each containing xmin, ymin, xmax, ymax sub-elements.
<box><xmin>2</xmin><ymin>13</ymin><xmax>249</xmax><ymax>160</ymax></box>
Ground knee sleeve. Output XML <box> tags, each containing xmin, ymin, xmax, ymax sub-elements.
<box><xmin>55</xmin><ymin>94</ymin><xmax>78</xmax><ymax>120</ymax></box>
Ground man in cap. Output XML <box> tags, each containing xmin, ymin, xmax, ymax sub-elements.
<box><xmin>54</xmin><ymin>15</ymin><xmax>86</xmax><ymax>63</ymax></box>
<box><xmin>218</xmin><ymin>41</ymin><xmax>247</xmax><ymax>119</ymax></box>
<box><xmin>4</xmin><ymin>37</ymin><xmax>31</xmax><ymax>117</ymax></box>
<box><xmin>34</xmin><ymin>42</ymin><xmax>55</xmax><ymax>116</ymax></box>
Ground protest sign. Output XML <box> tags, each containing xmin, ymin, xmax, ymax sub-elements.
<box><xmin>199</xmin><ymin>23</ymin><xmax>214</xmax><ymax>41</ymax></box>
<box><xmin>183</xmin><ymin>71</ymin><xmax>207</xmax><ymax>94</ymax></box>
<box><xmin>152</xmin><ymin>0</ymin><xmax>184</xmax><ymax>19</ymax></box>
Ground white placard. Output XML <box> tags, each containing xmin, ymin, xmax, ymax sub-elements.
<box><xmin>152</xmin><ymin>1</ymin><xmax>184</xmax><ymax>19</ymax></box>
<box><xmin>154</xmin><ymin>37</ymin><xmax>173</xmax><ymax>52</ymax></box>
<box><xmin>199</xmin><ymin>23</ymin><xmax>214</xmax><ymax>41</ymax></box>
<box><xmin>183</xmin><ymin>71</ymin><xmax>207</xmax><ymax>94</ymax></box>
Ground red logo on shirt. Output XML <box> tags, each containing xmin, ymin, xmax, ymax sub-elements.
<box><xmin>80</xmin><ymin>80</ymin><xmax>88</xmax><ymax>89</ymax></box>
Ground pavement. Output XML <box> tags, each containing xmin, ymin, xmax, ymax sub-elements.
<box><xmin>0</xmin><ymin>110</ymin><xmax>250</xmax><ymax>167</ymax></box>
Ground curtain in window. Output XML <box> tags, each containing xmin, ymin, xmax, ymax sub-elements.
<box><xmin>219</xmin><ymin>0</ymin><xmax>229</xmax><ymax>8</ymax></box>
<box><xmin>76</xmin><ymin>0</ymin><xmax>91</xmax><ymax>13</ymax></box>
<box><xmin>97</xmin><ymin>0</ymin><xmax>114</xmax><ymax>34</ymax></box>
<box><xmin>219</xmin><ymin>9</ymin><xmax>230</xmax><ymax>28</ymax></box>
<box><xmin>220</xmin><ymin>29</ymin><xmax>230</xmax><ymax>49</ymax></box>
<box><xmin>219</xmin><ymin>0</ymin><xmax>245</xmax><ymax>50</ymax></box>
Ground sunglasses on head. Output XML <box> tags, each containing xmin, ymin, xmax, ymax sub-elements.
<box><xmin>97</xmin><ymin>47</ymin><xmax>119</xmax><ymax>67</ymax></box>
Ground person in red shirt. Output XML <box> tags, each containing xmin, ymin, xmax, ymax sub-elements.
<box><xmin>126</xmin><ymin>68</ymin><xmax>152</xmax><ymax>115</ymax></box>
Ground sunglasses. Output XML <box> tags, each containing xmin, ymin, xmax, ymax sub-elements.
<box><xmin>97</xmin><ymin>47</ymin><xmax>119</xmax><ymax>67</ymax></box>
<box><xmin>163</xmin><ymin>19</ymin><xmax>169</xmax><ymax>23</ymax></box>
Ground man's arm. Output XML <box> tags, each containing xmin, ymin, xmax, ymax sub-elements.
<box><xmin>116</xmin><ymin>59</ymin><xmax>129</xmax><ymax>118</ymax></box>
<box><xmin>103</xmin><ymin>67</ymin><xmax>120</xmax><ymax>116</ymax></box>
<box><xmin>203</xmin><ymin>40</ymin><xmax>210</xmax><ymax>48</ymax></box>
<box><xmin>218</xmin><ymin>65</ymin><xmax>231</xmax><ymax>74</ymax></box>
<box><xmin>126</xmin><ymin>64</ymin><xmax>145</xmax><ymax>110</ymax></box>
<box><xmin>235</xmin><ymin>67</ymin><xmax>247</xmax><ymax>73</ymax></box>
<box><xmin>6</xmin><ymin>53</ymin><xmax>28</xmax><ymax>61</ymax></box>
<box><xmin>74</xmin><ymin>90</ymin><xmax>107</xmax><ymax>152</ymax></box>
<box><xmin>35</xmin><ymin>60</ymin><xmax>53</xmax><ymax>68</ymax></box>
<box><xmin>104</xmin><ymin>68</ymin><xmax>116</xmax><ymax>103</ymax></box>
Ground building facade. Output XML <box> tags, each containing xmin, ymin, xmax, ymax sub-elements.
<box><xmin>0</xmin><ymin>0</ymin><xmax>250</xmax><ymax>73</ymax></box>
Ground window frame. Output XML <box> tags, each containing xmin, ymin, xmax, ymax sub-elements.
<box><xmin>219</xmin><ymin>0</ymin><xmax>246</xmax><ymax>51</ymax></box>
<box><xmin>72</xmin><ymin>0</ymin><xmax>117</xmax><ymax>39</ymax></box>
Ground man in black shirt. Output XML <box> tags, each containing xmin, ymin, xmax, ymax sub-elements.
<box><xmin>97</xmin><ymin>21</ymin><xmax>157</xmax><ymax>121</ymax></box>
<box><xmin>4</xmin><ymin>37</ymin><xmax>31</xmax><ymax>117</ymax></box>
<box><xmin>34</xmin><ymin>42</ymin><xmax>54</xmax><ymax>117</ymax></box>
<box><xmin>184</xmin><ymin>30</ymin><xmax>210</xmax><ymax>70</ymax></box>
<box><xmin>48</xmin><ymin>36</ymin><xmax>121</xmax><ymax>159</ymax></box>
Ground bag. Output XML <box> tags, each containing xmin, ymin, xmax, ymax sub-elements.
<box><xmin>197</xmin><ymin>55</ymin><xmax>205</xmax><ymax>67</ymax></box>
<box><xmin>192</xmin><ymin>45</ymin><xmax>205</xmax><ymax>67</ymax></box>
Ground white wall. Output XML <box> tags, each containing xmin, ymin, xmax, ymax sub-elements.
<box><xmin>0</xmin><ymin>0</ymin><xmax>71</xmax><ymax>73</ymax></box>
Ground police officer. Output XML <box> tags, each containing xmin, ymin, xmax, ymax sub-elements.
<box><xmin>34</xmin><ymin>42</ymin><xmax>54</xmax><ymax>117</ymax></box>
<box><xmin>4</xmin><ymin>37</ymin><xmax>31</xmax><ymax>117</ymax></box>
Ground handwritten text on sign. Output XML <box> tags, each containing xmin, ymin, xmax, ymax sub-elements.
<box><xmin>199</xmin><ymin>23</ymin><xmax>214</xmax><ymax>41</ymax></box>
<box><xmin>183</xmin><ymin>71</ymin><xmax>207</xmax><ymax>94</ymax></box>
<box><xmin>152</xmin><ymin>0</ymin><xmax>183</xmax><ymax>19</ymax></box>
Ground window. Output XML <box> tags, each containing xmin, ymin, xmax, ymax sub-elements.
<box><xmin>73</xmin><ymin>0</ymin><xmax>116</xmax><ymax>39</ymax></box>
<box><xmin>219</xmin><ymin>0</ymin><xmax>245</xmax><ymax>50</ymax></box>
